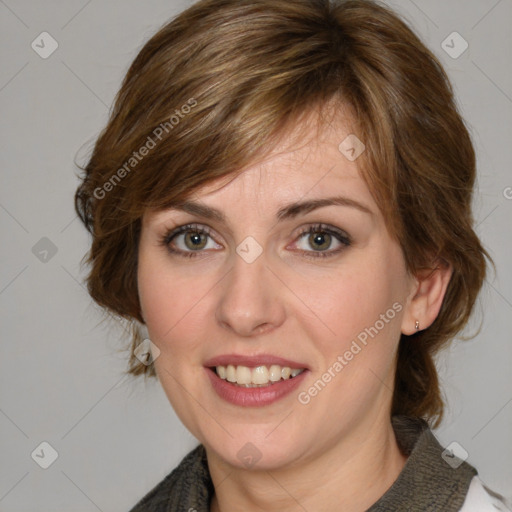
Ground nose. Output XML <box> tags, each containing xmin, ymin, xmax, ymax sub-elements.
<box><xmin>215</xmin><ymin>248</ymin><xmax>286</xmax><ymax>338</ymax></box>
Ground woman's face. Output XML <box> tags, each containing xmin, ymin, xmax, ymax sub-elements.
<box><xmin>137</xmin><ymin>116</ymin><xmax>416</xmax><ymax>470</ymax></box>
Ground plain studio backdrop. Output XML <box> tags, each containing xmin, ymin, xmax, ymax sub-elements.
<box><xmin>0</xmin><ymin>0</ymin><xmax>511</xmax><ymax>510</ymax></box>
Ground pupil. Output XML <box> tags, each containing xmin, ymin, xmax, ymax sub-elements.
<box><xmin>311</xmin><ymin>232</ymin><xmax>330</xmax><ymax>250</ymax></box>
<box><xmin>187</xmin><ymin>232</ymin><xmax>205</xmax><ymax>249</ymax></box>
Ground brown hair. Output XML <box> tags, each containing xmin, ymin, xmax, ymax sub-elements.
<box><xmin>74</xmin><ymin>0</ymin><xmax>491</xmax><ymax>427</ymax></box>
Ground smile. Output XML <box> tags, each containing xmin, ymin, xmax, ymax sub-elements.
<box><xmin>205</xmin><ymin>367</ymin><xmax>309</xmax><ymax>406</ymax></box>
<box><xmin>214</xmin><ymin>364</ymin><xmax>305</xmax><ymax>387</ymax></box>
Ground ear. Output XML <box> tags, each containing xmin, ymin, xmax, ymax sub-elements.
<box><xmin>401</xmin><ymin>259</ymin><xmax>453</xmax><ymax>335</ymax></box>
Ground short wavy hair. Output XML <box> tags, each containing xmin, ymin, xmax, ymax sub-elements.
<box><xmin>75</xmin><ymin>0</ymin><xmax>491</xmax><ymax>427</ymax></box>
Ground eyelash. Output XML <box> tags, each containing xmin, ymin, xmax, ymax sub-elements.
<box><xmin>159</xmin><ymin>222</ymin><xmax>352</xmax><ymax>260</ymax></box>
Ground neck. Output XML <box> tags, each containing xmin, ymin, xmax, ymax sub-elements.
<box><xmin>207</xmin><ymin>412</ymin><xmax>407</xmax><ymax>512</ymax></box>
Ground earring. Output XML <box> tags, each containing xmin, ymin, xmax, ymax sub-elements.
<box><xmin>414</xmin><ymin>320</ymin><xmax>420</xmax><ymax>330</ymax></box>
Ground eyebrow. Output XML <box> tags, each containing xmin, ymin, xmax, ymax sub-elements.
<box><xmin>165</xmin><ymin>196</ymin><xmax>373</xmax><ymax>224</ymax></box>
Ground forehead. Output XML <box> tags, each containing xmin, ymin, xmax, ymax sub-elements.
<box><xmin>144</xmin><ymin>106</ymin><xmax>378</xmax><ymax>226</ymax></box>
<box><xmin>198</xmin><ymin>113</ymin><xmax>368</xmax><ymax>194</ymax></box>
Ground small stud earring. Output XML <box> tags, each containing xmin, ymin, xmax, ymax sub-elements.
<box><xmin>415</xmin><ymin>320</ymin><xmax>420</xmax><ymax>330</ymax></box>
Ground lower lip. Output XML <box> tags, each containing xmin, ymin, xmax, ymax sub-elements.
<box><xmin>205</xmin><ymin>367</ymin><xmax>309</xmax><ymax>407</ymax></box>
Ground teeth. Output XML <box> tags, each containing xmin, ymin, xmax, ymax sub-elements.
<box><xmin>252</xmin><ymin>365</ymin><xmax>269</xmax><ymax>384</ymax></box>
<box><xmin>215</xmin><ymin>364</ymin><xmax>305</xmax><ymax>386</ymax></box>
<box><xmin>226</xmin><ymin>364</ymin><xmax>236</xmax><ymax>383</ymax></box>
<box><xmin>269</xmin><ymin>365</ymin><xmax>282</xmax><ymax>382</ymax></box>
<box><xmin>216</xmin><ymin>365</ymin><xmax>227</xmax><ymax>379</ymax></box>
<box><xmin>236</xmin><ymin>365</ymin><xmax>252</xmax><ymax>385</ymax></box>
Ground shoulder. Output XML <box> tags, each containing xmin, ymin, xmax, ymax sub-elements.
<box><xmin>459</xmin><ymin>476</ymin><xmax>512</xmax><ymax>512</ymax></box>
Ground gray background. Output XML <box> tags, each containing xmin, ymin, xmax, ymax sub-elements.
<box><xmin>0</xmin><ymin>0</ymin><xmax>511</xmax><ymax>510</ymax></box>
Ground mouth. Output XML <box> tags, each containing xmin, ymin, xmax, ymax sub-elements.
<box><xmin>210</xmin><ymin>364</ymin><xmax>306</xmax><ymax>387</ymax></box>
<box><xmin>203</xmin><ymin>354</ymin><xmax>309</xmax><ymax>407</ymax></box>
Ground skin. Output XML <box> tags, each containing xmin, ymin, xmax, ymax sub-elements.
<box><xmin>137</xmin><ymin>111</ymin><xmax>452</xmax><ymax>511</ymax></box>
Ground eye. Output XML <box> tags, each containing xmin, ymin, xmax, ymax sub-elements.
<box><xmin>292</xmin><ymin>223</ymin><xmax>351</xmax><ymax>259</ymax></box>
<box><xmin>159</xmin><ymin>223</ymin><xmax>221</xmax><ymax>258</ymax></box>
<box><xmin>159</xmin><ymin>222</ymin><xmax>351</xmax><ymax>260</ymax></box>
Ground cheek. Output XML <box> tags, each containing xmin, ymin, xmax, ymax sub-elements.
<box><xmin>293</xmin><ymin>257</ymin><xmax>406</xmax><ymax>418</ymax></box>
<box><xmin>293</xmin><ymin>252</ymin><xmax>408</xmax><ymax>412</ymax></box>
<box><xmin>137</xmin><ymin>249</ymin><xmax>221</xmax><ymax>437</ymax></box>
<box><xmin>138</xmin><ymin>250</ymin><xmax>182</xmax><ymax>346</ymax></box>
<box><xmin>138</xmin><ymin>264</ymin><xmax>172</xmax><ymax>337</ymax></box>
<box><xmin>297</xmin><ymin>256</ymin><xmax>404</xmax><ymax>349</ymax></box>
<box><xmin>137</xmin><ymin>250</ymin><xmax>217</xmax><ymax>360</ymax></box>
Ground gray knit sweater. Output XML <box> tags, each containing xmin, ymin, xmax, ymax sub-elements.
<box><xmin>128</xmin><ymin>416</ymin><xmax>478</xmax><ymax>511</ymax></box>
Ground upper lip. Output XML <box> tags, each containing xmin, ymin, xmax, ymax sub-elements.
<box><xmin>204</xmin><ymin>353</ymin><xmax>309</xmax><ymax>370</ymax></box>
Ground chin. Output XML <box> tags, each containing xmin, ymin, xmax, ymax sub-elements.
<box><xmin>201</xmin><ymin>427</ymin><xmax>309</xmax><ymax>472</ymax></box>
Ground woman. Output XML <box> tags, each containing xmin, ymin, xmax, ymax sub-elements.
<box><xmin>74</xmin><ymin>0</ymin><xmax>510</xmax><ymax>510</ymax></box>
